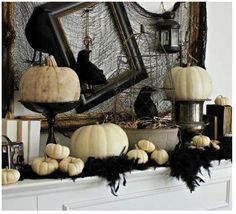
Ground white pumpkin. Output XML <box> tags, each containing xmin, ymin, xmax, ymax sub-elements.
<box><xmin>192</xmin><ymin>135</ymin><xmax>211</xmax><ymax>148</ymax></box>
<box><xmin>137</xmin><ymin>139</ymin><xmax>155</xmax><ymax>153</ymax></box>
<box><xmin>32</xmin><ymin>157</ymin><xmax>59</xmax><ymax>176</ymax></box>
<box><xmin>2</xmin><ymin>168</ymin><xmax>20</xmax><ymax>185</ymax></box>
<box><xmin>151</xmin><ymin>149</ymin><xmax>169</xmax><ymax>165</ymax></box>
<box><xmin>70</xmin><ymin>123</ymin><xmax>129</xmax><ymax>161</ymax></box>
<box><xmin>59</xmin><ymin>156</ymin><xmax>84</xmax><ymax>176</ymax></box>
<box><xmin>211</xmin><ymin>142</ymin><xmax>220</xmax><ymax>150</ymax></box>
<box><xmin>164</xmin><ymin>66</ymin><xmax>212</xmax><ymax>100</ymax></box>
<box><xmin>45</xmin><ymin>143</ymin><xmax>70</xmax><ymax>160</ymax></box>
<box><xmin>127</xmin><ymin>146</ymin><xmax>148</xmax><ymax>164</ymax></box>
<box><xmin>19</xmin><ymin>55</ymin><xmax>80</xmax><ymax>102</ymax></box>
<box><xmin>214</xmin><ymin>95</ymin><xmax>229</xmax><ymax>106</ymax></box>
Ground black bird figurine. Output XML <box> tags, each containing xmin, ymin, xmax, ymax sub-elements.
<box><xmin>76</xmin><ymin>49</ymin><xmax>108</xmax><ymax>91</ymax></box>
<box><xmin>134</xmin><ymin>86</ymin><xmax>158</xmax><ymax>119</ymax></box>
<box><xmin>25</xmin><ymin>6</ymin><xmax>58</xmax><ymax>64</ymax></box>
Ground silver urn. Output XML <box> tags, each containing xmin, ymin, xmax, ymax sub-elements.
<box><xmin>175</xmin><ymin>100</ymin><xmax>208</xmax><ymax>134</ymax></box>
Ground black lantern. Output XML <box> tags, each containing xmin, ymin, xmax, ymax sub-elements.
<box><xmin>156</xmin><ymin>11</ymin><xmax>180</xmax><ymax>53</ymax></box>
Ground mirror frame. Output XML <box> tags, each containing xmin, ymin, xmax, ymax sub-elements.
<box><xmin>2</xmin><ymin>2</ymin><xmax>207</xmax><ymax>131</ymax></box>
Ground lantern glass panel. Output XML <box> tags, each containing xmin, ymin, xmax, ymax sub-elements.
<box><xmin>171</xmin><ymin>29</ymin><xmax>179</xmax><ymax>47</ymax></box>
<box><xmin>161</xmin><ymin>30</ymin><xmax>169</xmax><ymax>46</ymax></box>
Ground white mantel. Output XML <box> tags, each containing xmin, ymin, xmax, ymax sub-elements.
<box><xmin>2</xmin><ymin>160</ymin><xmax>232</xmax><ymax>210</ymax></box>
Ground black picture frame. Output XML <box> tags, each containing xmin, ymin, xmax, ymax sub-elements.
<box><xmin>39</xmin><ymin>2</ymin><xmax>148</xmax><ymax>112</ymax></box>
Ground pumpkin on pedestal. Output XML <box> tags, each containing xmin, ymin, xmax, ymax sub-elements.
<box><xmin>70</xmin><ymin>123</ymin><xmax>129</xmax><ymax>162</ymax></box>
<box><xmin>164</xmin><ymin>66</ymin><xmax>212</xmax><ymax>100</ymax></box>
<box><xmin>19</xmin><ymin>55</ymin><xmax>80</xmax><ymax>103</ymax></box>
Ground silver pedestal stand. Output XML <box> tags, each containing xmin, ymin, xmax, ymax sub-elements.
<box><xmin>175</xmin><ymin>100</ymin><xmax>210</xmax><ymax>135</ymax></box>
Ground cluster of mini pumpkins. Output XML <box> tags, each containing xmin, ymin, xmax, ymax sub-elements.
<box><xmin>32</xmin><ymin>143</ymin><xmax>84</xmax><ymax>177</ymax></box>
<box><xmin>2</xmin><ymin>126</ymin><xmax>222</xmax><ymax>186</ymax></box>
<box><xmin>189</xmin><ymin>134</ymin><xmax>221</xmax><ymax>150</ymax></box>
<box><xmin>127</xmin><ymin>139</ymin><xmax>169</xmax><ymax>165</ymax></box>
<box><xmin>69</xmin><ymin>123</ymin><xmax>169</xmax><ymax>165</ymax></box>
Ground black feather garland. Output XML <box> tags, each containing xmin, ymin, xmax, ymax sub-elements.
<box><xmin>18</xmin><ymin>137</ymin><xmax>232</xmax><ymax>195</ymax></box>
<box><xmin>169</xmin><ymin>137</ymin><xmax>232</xmax><ymax>192</ymax></box>
<box><xmin>80</xmin><ymin>155</ymin><xmax>134</xmax><ymax>196</ymax></box>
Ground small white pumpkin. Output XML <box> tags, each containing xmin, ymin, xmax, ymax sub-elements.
<box><xmin>59</xmin><ymin>156</ymin><xmax>84</xmax><ymax>176</ymax></box>
<box><xmin>211</xmin><ymin>140</ymin><xmax>221</xmax><ymax>150</ymax></box>
<box><xmin>192</xmin><ymin>135</ymin><xmax>211</xmax><ymax>148</ymax></box>
<box><xmin>127</xmin><ymin>145</ymin><xmax>148</xmax><ymax>164</ymax></box>
<box><xmin>151</xmin><ymin>149</ymin><xmax>169</xmax><ymax>165</ymax></box>
<box><xmin>137</xmin><ymin>139</ymin><xmax>155</xmax><ymax>153</ymax></box>
<box><xmin>45</xmin><ymin>143</ymin><xmax>70</xmax><ymax>160</ymax></box>
<box><xmin>19</xmin><ymin>55</ymin><xmax>80</xmax><ymax>102</ymax></box>
<box><xmin>2</xmin><ymin>168</ymin><xmax>20</xmax><ymax>185</ymax></box>
<box><xmin>164</xmin><ymin>66</ymin><xmax>212</xmax><ymax>100</ymax></box>
<box><xmin>214</xmin><ymin>95</ymin><xmax>229</xmax><ymax>106</ymax></box>
<box><xmin>32</xmin><ymin>157</ymin><xmax>59</xmax><ymax>176</ymax></box>
<box><xmin>211</xmin><ymin>142</ymin><xmax>220</xmax><ymax>150</ymax></box>
<box><xmin>70</xmin><ymin>123</ymin><xmax>129</xmax><ymax>162</ymax></box>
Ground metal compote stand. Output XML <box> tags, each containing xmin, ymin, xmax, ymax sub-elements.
<box><xmin>19</xmin><ymin>101</ymin><xmax>80</xmax><ymax>144</ymax></box>
<box><xmin>175</xmin><ymin>99</ymin><xmax>210</xmax><ymax>135</ymax></box>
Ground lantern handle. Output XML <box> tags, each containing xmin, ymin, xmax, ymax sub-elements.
<box><xmin>2</xmin><ymin>135</ymin><xmax>13</xmax><ymax>144</ymax></box>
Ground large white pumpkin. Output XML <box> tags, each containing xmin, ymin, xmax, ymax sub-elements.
<box><xmin>164</xmin><ymin>66</ymin><xmax>212</xmax><ymax>100</ymax></box>
<box><xmin>19</xmin><ymin>55</ymin><xmax>80</xmax><ymax>102</ymax></box>
<box><xmin>70</xmin><ymin>123</ymin><xmax>129</xmax><ymax>161</ymax></box>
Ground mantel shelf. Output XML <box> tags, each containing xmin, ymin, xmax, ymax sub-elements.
<box><xmin>2</xmin><ymin>160</ymin><xmax>232</xmax><ymax>210</ymax></box>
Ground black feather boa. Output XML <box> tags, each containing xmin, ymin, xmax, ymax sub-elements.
<box><xmin>19</xmin><ymin>137</ymin><xmax>232</xmax><ymax>195</ymax></box>
<box><xmin>169</xmin><ymin>138</ymin><xmax>232</xmax><ymax>192</ymax></box>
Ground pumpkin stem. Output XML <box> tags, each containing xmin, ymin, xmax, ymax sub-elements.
<box><xmin>45</xmin><ymin>55</ymin><xmax>58</xmax><ymax>67</ymax></box>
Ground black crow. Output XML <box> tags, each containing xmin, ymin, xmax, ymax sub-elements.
<box><xmin>76</xmin><ymin>49</ymin><xmax>108</xmax><ymax>88</ymax></box>
<box><xmin>25</xmin><ymin>6</ymin><xmax>57</xmax><ymax>64</ymax></box>
<box><xmin>134</xmin><ymin>86</ymin><xmax>158</xmax><ymax>119</ymax></box>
